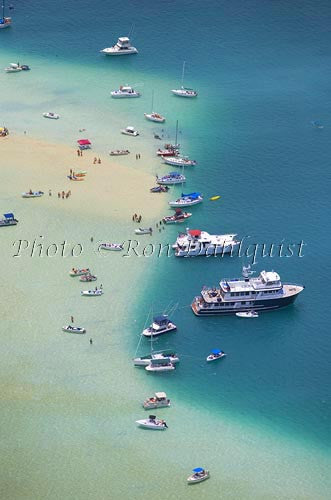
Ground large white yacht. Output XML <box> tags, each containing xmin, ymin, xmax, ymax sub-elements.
<box><xmin>191</xmin><ymin>270</ymin><xmax>305</xmax><ymax>316</ymax></box>
<box><xmin>172</xmin><ymin>228</ymin><xmax>239</xmax><ymax>257</ymax></box>
<box><xmin>111</xmin><ymin>86</ymin><xmax>140</xmax><ymax>98</ymax></box>
<box><xmin>100</xmin><ymin>37</ymin><xmax>138</xmax><ymax>55</ymax></box>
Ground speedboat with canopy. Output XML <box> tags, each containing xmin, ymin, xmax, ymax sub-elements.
<box><xmin>0</xmin><ymin>212</ymin><xmax>18</xmax><ymax>226</ymax></box>
<box><xmin>168</xmin><ymin>192</ymin><xmax>203</xmax><ymax>207</ymax></box>
<box><xmin>81</xmin><ymin>289</ymin><xmax>103</xmax><ymax>296</ymax></box>
<box><xmin>136</xmin><ymin>415</ymin><xmax>168</xmax><ymax>430</ymax></box>
<box><xmin>206</xmin><ymin>349</ymin><xmax>227</xmax><ymax>362</ymax></box>
<box><xmin>43</xmin><ymin>112</ymin><xmax>60</xmax><ymax>119</ymax></box>
<box><xmin>121</xmin><ymin>126</ymin><xmax>139</xmax><ymax>136</ymax></box>
<box><xmin>187</xmin><ymin>468</ymin><xmax>210</xmax><ymax>484</ymax></box>
<box><xmin>143</xmin><ymin>392</ymin><xmax>171</xmax><ymax>409</ymax></box>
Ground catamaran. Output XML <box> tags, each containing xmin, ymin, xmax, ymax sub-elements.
<box><xmin>171</xmin><ymin>62</ymin><xmax>198</xmax><ymax>97</ymax></box>
<box><xmin>172</xmin><ymin>228</ymin><xmax>239</xmax><ymax>257</ymax></box>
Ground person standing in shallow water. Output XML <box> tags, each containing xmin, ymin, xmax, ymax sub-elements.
<box><xmin>89</xmin><ymin>338</ymin><xmax>93</xmax><ymax>345</ymax></box>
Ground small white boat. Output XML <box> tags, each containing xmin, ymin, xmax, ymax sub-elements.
<box><xmin>79</xmin><ymin>274</ymin><xmax>97</xmax><ymax>282</ymax></box>
<box><xmin>81</xmin><ymin>289</ymin><xmax>103</xmax><ymax>296</ymax></box>
<box><xmin>121</xmin><ymin>126</ymin><xmax>139</xmax><ymax>136</ymax></box>
<box><xmin>236</xmin><ymin>311</ymin><xmax>259</xmax><ymax>318</ymax></box>
<box><xmin>143</xmin><ymin>392</ymin><xmax>171</xmax><ymax>409</ymax></box>
<box><xmin>5</xmin><ymin>63</ymin><xmax>22</xmax><ymax>73</ymax></box>
<box><xmin>62</xmin><ymin>325</ymin><xmax>86</xmax><ymax>334</ymax></box>
<box><xmin>206</xmin><ymin>349</ymin><xmax>227</xmax><ymax>362</ymax></box>
<box><xmin>136</xmin><ymin>415</ymin><xmax>168</xmax><ymax>430</ymax></box>
<box><xmin>156</xmin><ymin>172</ymin><xmax>186</xmax><ymax>185</ymax></box>
<box><xmin>162</xmin><ymin>209</ymin><xmax>192</xmax><ymax>224</ymax></box>
<box><xmin>100</xmin><ymin>36</ymin><xmax>138</xmax><ymax>56</ymax></box>
<box><xmin>134</xmin><ymin>352</ymin><xmax>179</xmax><ymax>367</ymax></box>
<box><xmin>162</xmin><ymin>156</ymin><xmax>197</xmax><ymax>167</ymax></box>
<box><xmin>143</xmin><ymin>315</ymin><xmax>177</xmax><ymax>337</ymax></box>
<box><xmin>99</xmin><ymin>242</ymin><xmax>123</xmax><ymax>251</ymax></box>
<box><xmin>0</xmin><ymin>0</ymin><xmax>11</xmax><ymax>29</ymax></box>
<box><xmin>187</xmin><ymin>468</ymin><xmax>210</xmax><ymax>484</ymax></box>
<box><xmin>43</xmin><ymin>112</ymin><xmax>60</xmax><ymax>119</ymax></box>
<box><xmin>172</xmin><ymin>62</ymin><xmax>198</xmax><ymax>98</ymax></box>
<box><xmin>144</xmin><ymin>112</ymin><xmax>165</xmax><ymax>123</ymax></box>
<box><xmin>111</xmin><ymin>85</ymin><xmax>140</xmax><ymax>98</ymax></box>
<box><xmin>168</xmin><ymin>192</ymin><xmax>203</xmax><ymax>207</ymax></box>
<box><xmin>22</xmin><ymin>191</ymin><xmax>44</xmax><ymax>198</ymax></box>
<box><xmin>135</xmin><ymin>227</ymin><xmax>153</xmax><ymax>235</ymax></box>
<box><xmin>69</xmin><ymin>268</ymin><xmax>91</xmax><ymax>277</ymax></box>
<box><xmin>109</xmin><ymin>149</ymin><xmax>130</xmax><ymax>156</ymax></box>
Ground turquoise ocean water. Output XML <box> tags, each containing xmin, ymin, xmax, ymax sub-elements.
<box><xmin>1</xmin><ymin>0</ymin><xmax>330</xmax><ymax>498</ymax></box>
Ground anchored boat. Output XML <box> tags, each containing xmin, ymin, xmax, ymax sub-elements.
<box><xmin>62</xmin><ymin>325</ymin><xmax>86</xmax><ymax>334</ymax></box>
<box><xmin>168</xmin><ymin>192</ymin><xmax>203</xmax><ymax>207</ymax></box>
<box><xmin>172</xmin><ymin>229</ymin><xmax>239</xmax><ymax>257</ymax></box>
<box><xmin>0</xmin><ymin>212</ymin><xmax>18</xmax><ymax>227</ymax></box>
<box><xmin>142</xmin><ymin>315</ymin><xmax>177</xmax><ymax>338</ymax></box>
<box><xmin>187</xmin><ymin>468</ymin><xmax>210</xmax><ymax>484</ymax></box>
<box><xmin>136</xmin><ymin>415</ymin><xmax>168</xmax><ymax>430</ymax></box>
<box><xmin>143</xmin><ymin>392</ymin><xmax>171</xmax><ymax>409</ymax></box>
<box><xmin>111</xmin><ymin>85</ymin><xmax>140</xmax><ymax>98</ymax></box>
<box><xmin>100</xmin><ymin>36</ymin><xmax>138</xmax><ymax>56</ymax></box>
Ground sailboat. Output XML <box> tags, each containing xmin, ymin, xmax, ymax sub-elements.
<box><xmin>171</xmin><ymin>61</ymin><xmax>198</xmax><ymax>98</ymax></box>
<box><xmin>0</xmin><ymin>0</ymin><xmax>11</xmax><ymax>29</ymax></box>
<box><xmin>144</xmin><ymin>90</ymin><xmax>165</xmax><ymax>123</ymax></box>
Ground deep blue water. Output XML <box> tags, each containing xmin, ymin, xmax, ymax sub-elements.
<box><xmin>2</xmin><ymin>0</ymin><xmax>331</xmax><ymax>447</ymax></box>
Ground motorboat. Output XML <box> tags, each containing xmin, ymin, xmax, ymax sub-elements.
<box><xmin>236</xmin><ymin>311</ymin><xmax>259</xmax><ymax>318</ymax></box>
<box><xmin>144</xmin><ymin>112</ymin><xmax>165</xmax><ymax>123</ymax></box>
<box><xmin>109</xmin><ymin>150</ymin><xmax>130</xmax><ymax>156</ymax></box>
<box><xmin>0</xmin><ymin>212</ymin><xmax>18</xmax><ymax>227</ymax></box>
<box><xmin>134</xmin><ymin>352</ymin><xmax>179</xmax><ymax>367</ymax></box>
<box><xmin>5</xmin><ymin>63</ymin><xmax>22</xmax><ymax>73</ymax></box>
<box><xmin>162</xmin><ymin>209</ymin><xmax>192</xmax><ymax>224</ymax></box>
<box><xmin>162</xmin><ymin>156</ymin><xmax>197</xmax><ymax>167</ymax></box>
<box><xmin>142</xmin><ymin>315</ymin><xmax>177</xmax><ymax>338</ymax></box>
<box><xmin>150</xmin><ymin>185</ymin><xmax>169</xmax><ymax>193</ymax></box>
<box><xmin>143</xmin><ymin>392</ymin><xmax>171</xmax><ymax>409</ymax></box>
<box><xmin>79</xmin><ymin>274</ymin><xmax>97</xmax><ymax>282</ymax></box>
<box><xmin>173</xmin><ymin>229</ymin><xmax>240</xmax><ymax>257</ymax></box>
<box><xmin>98</xmin><ymin>243</ymin><xmax>123</xmax><ymax>251</ymax></box>
<box><xmin>62</xmin><ymin>325</ymin><xmax>86</xmax><ymax>334</ymax></box>
<box><xmin>168</xmin><ymin>192</ymin><xmax>203</xmax><ymax>207</ymax></box>
<box><xmin>69</xmin><ymin>268</ymin><xmax>91</xmax><ymax>277</ymax></box>
<box><xmin>121</xmin><ymin>126</ymin><xmax>139</xmax><ymax>136</ymax></box>
<box><xmin>156</xmin><ymin>172</ymin><xmax>186</xmax><ymax>185</ymax></box>
<box><xmin>81</xmin><ymin>289</ymin><xmax>103</xmax><ymax>296</ymax></box>
<box><xmin>145</xmin><ymin>358</ymin><xmax>176</xmax><ymax>372</ymax></box>
<box><xmin>0</xmin><ymin>0</ymin><xmax>11</xmax><ymax>28</ymax></box>
<box><xmin>187</xmin><ymin>468</ymin><xmax>210</xmax><ymax>484</ymax></box>
<box><xmin>22</xmin><ymin>190</ymin><xmax>44</xmax><ymax>198</ymax></box>
<box><xmin>100</xmin><ymin>36</ymin><xmax>138</xmax><ymax>56</ymax></box>
<box><xmin>206</xmin><ymin>349</ymin><xmax>227</xmax><ymax>362</ymax></box>
<box><xmin>43</xmin><ymin>112</ymin><xmax>60</xmax><ymax>119</ymax></box>
<box><xmin>136</xmin><ymin>415</ymin><xmax>168</xmax><ymax>430</ymax></box>
<box><xmin>111</xmin><ymin>85</ymin><xmax>140</xmax><ymax>98</ymax></box>
<box><xmin>171</xmin><ymin>62</ymin><xmax>198</xmax><ymax>98</ymax></box>
<box><xmin>191</xmin><ymin>270</ymin><xmax>305</xmax><ymax>316</ymax></box>
<box><xmin>135</xmin><ymin>227</ymin><xmax>153</xmax><ymax>235</ymax></box>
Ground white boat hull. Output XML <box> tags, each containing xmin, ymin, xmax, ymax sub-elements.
<box><xmin>206</xmin><ymin>353</ymin><xmax>226</xmax><ymax>362</ymax></box>
<box><xmin>142</xmin><ymin>324</ymin><xmax>177</xmax><ymax>337</ymax></box>
<box><xmin>100</xmin><ymin>48</ymin><xmax>138</xmax><ymax>55</ymax></box>
<box><xmin>62</xmin><ymin>326</ymin><xmax>86</xmax><ymax>334</ymax></box>
<box><xmin>136</xmin><ymin>419</ymin><xmax>167</xmax><ymax>429</ymax></box>
<box><xmin>81</xmin><ymin>290</ymin><xmax>103</xmax><ymax>296</ymax></box>
<box><xmin>121</xmin><ymin>130</ymin><xmax>139</xmax><ymax>136</ymax></box>
<box><xmin>144</xmin><ymin>113</ymin><xmax>165</xmax><ymax>123</ymax></box>
<box><xmin>187</xmin><ymin>471</ymin><xmax>210</xmax><ymax>484</ymax></box>
<box><xmin>111</xmin><ymin>92</ymin><xmax>140</xmax><ymax>98</ymax></box>
<box><xmin>22</xmin><ymin>192</ymin><xmax>44</xmax><ymax>198</ymax></box>
<box><xmin>175</xmin><ymin>241</ymin><xmax>239</xmax><ymax>257</ymax></box>
<box><xmin>168</xmin><ymin>198</ymin><xmax>202</xmax><ymax>207</ymax></box>
<box><xmin>163</xmin><ymin>157</ymin><xmax>197</xmax><ymax>167</ymax></box>
<box><xmin>171</xmin><ymin>89</ymin><xmax>198</xmax><ymax>98</ymax></box>
<box><xmin>99</xmin><ymin>243</ymin><xmax>123</xmax><ymax>251</ymax></box>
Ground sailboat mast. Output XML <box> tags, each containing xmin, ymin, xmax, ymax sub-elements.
<box><xmin>2</xmin><ymin>0</ymin><xmax>5</xmax><ymax>20</ymax></box>
<box><xmin>175</xmin><ymin>120</ymin><xmax>178</xmax><ymax>146</ymax></box>
<box><xmin>181</xmin><ymin>61</ymin><xmax>186</xmax><ymax>87</ymax></box>
<box><xmin>151</xmin><ymin>90</ymin><xmax>154</xmax><ymax>112</ymax></box>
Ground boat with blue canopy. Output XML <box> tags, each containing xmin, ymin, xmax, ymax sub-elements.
<box><xmin>0</xmin><ymin>212</ymin><xmax>18</xmax><ymax>226</ymax></box>
<box><xmin>206</xmin><ymin>349</ymin><xmax>227</xmax><ymax>362</ymax></box>
<box><xmin>187</xmin><ymin>467</ymin><xmax>210</xmax><ymax>484</ymax></box>
<box><xmin>169</xmin><ymin>192</ymin><xmax>203</xmax><ymax>207</ymax></box>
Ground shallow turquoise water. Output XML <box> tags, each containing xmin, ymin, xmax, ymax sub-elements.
<box><xmin>1</xmin><ymin>0</ymin><xmax>330</xmax><ymax>497</ymax></box>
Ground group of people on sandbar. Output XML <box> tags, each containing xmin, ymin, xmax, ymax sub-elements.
<box><xmin>58</xmin><ymin>190</ymin><xmax>71</xmax><ymax>199</ymax></box>
<box><xmin>93</xmin><ymin>157</ymin><xmax>101</xmax><ymax>164</ymax></box>
<box><xmin>132</xmin><ymin>213</ymin><xmax>142</xmax><ymax>222</ymax></box>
